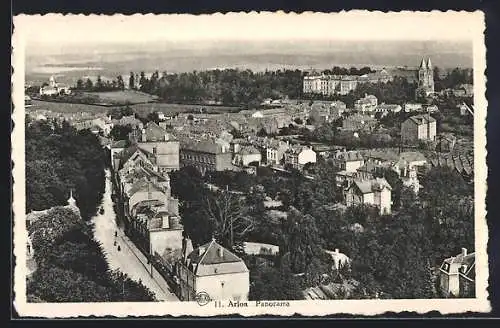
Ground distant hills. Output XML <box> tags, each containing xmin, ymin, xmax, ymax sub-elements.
<box><xmin>26</xmin><ymin>39</ymin><xmax>473</xmax><ymax>84</ymax></box>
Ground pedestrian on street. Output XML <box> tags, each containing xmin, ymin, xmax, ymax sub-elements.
<box><xmin>114</xmin><ymin>240</ymin><xmax>117</xmax><ymax>246</ymax></box>
<box><xmin>115</xmin><ymin>231</ymin><xmax>118</xmax><ymax>237</ymax></box>
<box><xmin>117</xmin><ymin>245</ymin><xmax>121</xmax><ymax>251</ymax></box>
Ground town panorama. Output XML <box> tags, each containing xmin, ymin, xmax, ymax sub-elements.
<box><xmin>20</xmin><ymin>15</ymin><xmax>477</xmax><ymax>306</ymax></box>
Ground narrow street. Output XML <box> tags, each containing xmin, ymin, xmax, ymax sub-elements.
<box><xmin>91</xmin><ymin>169</ymin><xmax>179</xmax><ymax>301</ymax></box>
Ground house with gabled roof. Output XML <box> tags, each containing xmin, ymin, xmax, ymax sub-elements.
<box><xmin>332</xmin><ymin>150</ymin><xmax>365</xmax><ymax>172</ymax></box>
<box><xmin>233</xmin><ymin>145</ymin><xmax>262</xmax><ymax>167</ymax></box>
<box><xmin>129</xmin><ymin>122</ymin><xmax>180</xmax><ymax>173</ymax></box>
<box><xmin>176</xmin><ymin>237</ymin><xmax>250</xmax><ymax>301</ymax></box>
<box><xmin>401</xmin><ymin>114</ymin><xmax>437</xmax><ymax>143</ymax></box>
<box><xmin>439</xmin><ymin>248</ymin><xmax>475</xmax><ymax>298</ymax></box>
<box><xmin>345</xmin><ymin>177</ymin><xmax>392</xmax><ymax>215</ymax></box>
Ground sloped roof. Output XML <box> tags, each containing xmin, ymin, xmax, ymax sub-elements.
<box><xmin>128</xmin><ymin>179</ymin><xmax>165</xmax><ymax>197</ymax></box>
<box><xmin>142</xmin><ymin>122</ymin><xmax>176</xmax><ymax>142</ymax></box>
<box><xmin>399</xmin><ymin>151</ymin><xmax>427</xmax><ymax>163</ymax></box>
<box><xmin>406</xmin><ymin>115</ymin><xmax>436</xmax><ymax>125</ymax></box>
<box><xmin>111</xmin><ymin>140</ymin><xmax>128</xmax><ymax>148</ymax></box>
<box><xmin>238</xmin><ymin>145</ymin><xmax>261</xmax><ymax>155</ymax></box>
<box><xmin>187</xmin><ymin>239</ymin><xmax>248</xmax><ymax>276</ymax></box>
<box><xmin>118</xmin><ymin>145</ymin><xmax>156</xmax><ymax>169</ymax></box>
<box><xmin>180</xmin><ymin>139</ymin><xmax>226</xmax><ymax>154</ymax></box>
<box><xmin>443</xmin><ymin>251</ymin><xmax>475</xmax><ymax>279</ymax></box>
<box><xmin>357</xmin><ymin>161</ymin><xmax>382</xmax><ymax>174</ymax></box>
<box><xmin>362</xmin><ymin>149</ymin><xmax>400</xmax><ymax>162</ymax></box>
<box><xmin>336</xmin><ymin>150</ymin><xmax>363</xmax><ymax>162</ymax></box>
<box><xmin>351</xmin><ymin>177</ymin><xmax>392</xmax><ymax>194</ymax></box>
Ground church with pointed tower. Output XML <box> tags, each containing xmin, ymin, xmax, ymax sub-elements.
<box><xmin>416</xmin><ymin>58</ymin><xmax>435</xmax><ymax>98</ymax></box>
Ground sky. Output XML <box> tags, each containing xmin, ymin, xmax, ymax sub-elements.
<box><xmin>15</xmin><ymin>11</ymin><xmax>483</xmax><ymax>48</ymax></box>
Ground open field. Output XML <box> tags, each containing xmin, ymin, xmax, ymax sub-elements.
<box><xmin>29</xmin><ymin>100</ymin><xmax>111</xmax><ymax>114</ymax></box>
<box><xmin>81</xmin><ymin>90</ymin><xmax>159</xmax><ymax>105</ymax></box>
<box><xmin>130</xmin><ymin>102</ymin><xmax>241</xmax><ymax>117</ymax></box>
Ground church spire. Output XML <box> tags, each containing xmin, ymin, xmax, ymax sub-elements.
<box><xmin>420</xmin><ymin>58</ymin><xmax>427</xmax><ymax>69</ymax></box>
<box><xmin>427</xmin><ymin>58</ymin><xmax>432</xmax><ymax>69</ymax></box>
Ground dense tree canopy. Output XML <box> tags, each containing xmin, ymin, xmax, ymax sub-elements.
<box><xmin>27</xmin><ymin>207</ymin><xmax>156</xmax><ymax>302</ymax></box>
<box><xmin>128</xmin><ymin>69</ymin><xmax>303</xmax><ymax>107</ymax></box>
<box><xmin>26</xmin><ymin>118</ymin><xmax>107</xmax><ymax>220</ymax></box>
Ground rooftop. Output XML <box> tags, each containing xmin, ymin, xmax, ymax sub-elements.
<box><xmin>186</xmin><ymin>239</ymin><xmax>249</xmax><ymax>276</ymax></box>
<box><xmin>351</xmin><ymin>177</ymin><xmax>392</xmax><ymax>194</ymax></box>
<box><xmin>406</xmin><ymin>115</ymin><xmax>436</xmax><ymax>125</ymax></box>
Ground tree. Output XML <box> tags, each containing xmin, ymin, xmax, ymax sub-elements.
<box><xmin>129</xmin><ymin>72</ymin><xmax>135</xmax><ymax>90</ymax></box>
<box><xmin>96</xmin><ymin>75</ymin><xmax>104</xmax><ymax>91</ymax></box>
<box><xmin>116</xmin><ymin>75</ymin><xmax>125</xmax><ymax>90</ymax></box>
<box><xmin>84</xmin><ymin>78</ymin><xmax>93</xmax><ymax>91</ymax></box>
<box><xmin>284</xmin><ymin>208</ymin><xmax>325</xmax><ymax>280</ymax></box>
<box><xmin>109</xmin><ymin>125</ymin><xmax>132</xmax><ymax>141</ymax></box>
<box><xmin>201</xmin><ymin>190</ymin><xmax>254</xmax><ymax>249</ymax></box>
<box><xmin>76</xmin><ymin>79</ymin><xmax>84</xmax><ymax>90</ymax></box>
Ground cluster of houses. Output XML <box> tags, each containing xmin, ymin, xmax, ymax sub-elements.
<box><xmin>111</xmin><ymin>121</ymin><xmax>251</xmax><ymax>301</ymax></box>
<box><xmin>329</xmin><ymin>148</ymin><xmax>427</xmax><ymax>215</ymax></box>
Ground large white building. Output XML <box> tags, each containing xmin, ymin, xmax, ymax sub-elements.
<box><xmin>303</xmin><ymin>70</ymin><xmax>392</xmax><ymax>96</ymax></box>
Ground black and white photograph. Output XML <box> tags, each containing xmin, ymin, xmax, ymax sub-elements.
<box><xmin>12</xmin><ymin>11</ymin><xmax>489</xmax><ymax>317</ymax></box>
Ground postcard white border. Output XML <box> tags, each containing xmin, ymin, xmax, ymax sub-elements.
<box><xmin>12</xmin><ymin>11</ymin><xmax>490</xmax><ymax>317</ymax></box>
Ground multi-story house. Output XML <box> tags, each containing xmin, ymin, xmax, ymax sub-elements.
<box><xmin>118</xmin><ymin>160</ymin><xmax>182</xmax><ymax>256</ymax></box>
<box><xmin>374</xmin><ymin>104</ymin><xmax>402</xmax><ymax>116</ymax></box>
<box><xmin>439</xmin><ymin>248</ymin><xmax>475</xmax><ymax>298</ymax></box>
<box><xmin>345</xmin><ymin>177</ymin><xmax>392</xmax><ymax>215</ymax></box>
<box><xmin>332</xmin><ymin>150</ymin><xmax>365</xmax><ymax>172</ymax></box>
<box><xmin>283</xmin><ymin>146</ymin><xmax>317</xmax><ymax>170</ymax></box>
<box><xmin>130</xmin><ymin>122</ymin><xmax>180</xmax><ymax>174</ymax></box>
<box><xmin>401</xmin><ymin>115</ymin><xmax>437</xmax><ymax>143</ymax></box>
<box><xmin>263</xmin><ymin>139</ymin><xmax>291</xmax><ymax>165</ymax></box>
<box><xmin>233</xmin><ymin>145</ymin><xmax>262</xmax><ymax>167</ymax></box>
<box><xmin>175</xmin><ymin>238</ymin><xmax>250</xmax><ymax>301</ymax></box>
<box><xmin>179</xmin><ymin>139</ymin><xmax>233</xmax><ymax>175</ymax></box>
<box><xmin>354</xmin><ymin>94</ymin><xmax>378</xmax><ymax>113</ymax></box>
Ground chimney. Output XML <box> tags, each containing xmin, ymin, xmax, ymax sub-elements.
<box><xmin>141</xmin><ymin>128</ymin><xmax>147</xmax><ymax>142</ymax></box>
<box><xmin>461</xmin><ymin>248</ymin><xmax>467</xmax><ymax>257</ymax></box>
<box><xmin>334</xmin><ymin>248</ymin><xmax>340</xmax><ymax>254</ymax></box>
<box><xmin>218</xmin><ymin>247</ymin><xmax>224</xmax><ymax>258</ymax></box>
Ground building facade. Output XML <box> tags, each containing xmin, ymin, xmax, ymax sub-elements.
<box><xmin>180</xmin><ymin>139</ymin><xmax>233</xmax><ymax>175</ymax></box>
<box><xmin>283</xmin><ymin>146</ymin><xmax>317</xmax><ymax>169</ymax></box>
<box><xmin>439</xmin><ymin>248</ymin><xmax>475</xmax><ymax>298</ymax></box>
<box><xmin>345</xmin><ymin>178</ymin><xmax>392</xmax><ymax>215</ymax></box>
<box><xmin>176</xmin><ymin>238</ymin><xmax>250</xmax><ymax>301</ymax></box>
<box><xmin>303</xmin><ymin>71</ymin><xmax>392</xmax><ymax>96</ymax></box>
<box><xmin>130</xmin><ymin>122</ymin><xmax>180</xmax><ymax>173</ymax></box>
<box><xmin>401</xmin><ymin>115</ymin><xmax>437</xmax><ymax>143</ymax></box>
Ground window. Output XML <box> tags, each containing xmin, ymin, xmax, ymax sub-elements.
<box><xmin>152</xmin><ymin>147</ymin><xmax>157</xmax><ymax>155</ymax></box>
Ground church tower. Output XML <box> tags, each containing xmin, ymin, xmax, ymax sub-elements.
<box><xmin>417</xmin><ymin>57</ymin><xmax>435</xmax><ymax>98</ymax></box>
<box><xmin>49</xmin><ymin>75</ymin><xmax>57</xmax><ymax>88</ymax></box>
